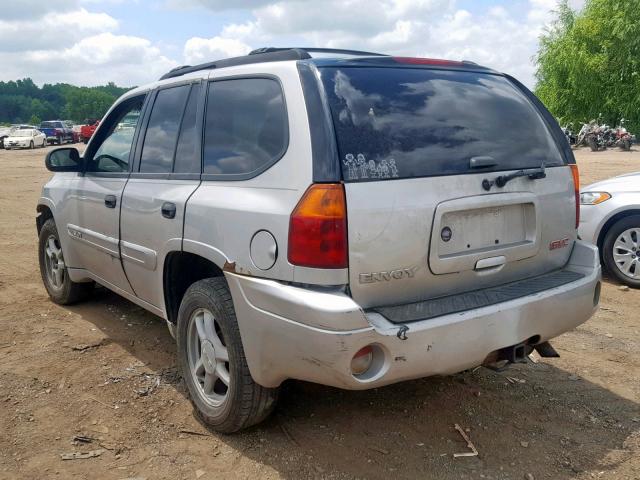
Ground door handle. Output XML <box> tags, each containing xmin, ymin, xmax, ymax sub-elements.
<box><xmin>104</xmin><ymin>195</ymin><xmax>117</xmax><ymax>209</ymax></box>
<box><xmin>161</xmin><ymin>202</ymin><xmax>176</xmax><ymax>219</ymax></box>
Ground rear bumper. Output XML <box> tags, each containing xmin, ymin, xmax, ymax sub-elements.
<box><xmin>226</xmin><ymin>240</ymin><xmax>601</xmax><ymax>390</ymax></box>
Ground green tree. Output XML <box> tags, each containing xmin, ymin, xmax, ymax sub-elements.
<box><xmin>0</xmin><ymin>78</ymin><xmax>133</xmax><ymax>124</ymax></box>
<box><xmin>535</xmin><ymin>0</ymin><xmax>640</xmax><ymax>133</ymax></box>
<box><xmin>28</xmin><ymin>114</ymin><xmax>41</xmax><ymax>126</ymax></box>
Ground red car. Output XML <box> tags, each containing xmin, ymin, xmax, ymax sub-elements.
<box><xmin>80</xmin><ymin>119</ymin><xmax>100</xmax><ymax>144</ymax></box>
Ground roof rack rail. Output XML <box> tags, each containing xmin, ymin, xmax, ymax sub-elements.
<box><xmin>159</xmin><ymin>48</ymin><xmax>311</xmax><ymax>81</ymax></box>
<box><xmin>159</xmin><ymin>47</ymin><xmax>388</xmax><ymax>80</ymax></box>
<box><xmin>249</xmin><ymin>47</ymin><xmax>386</xmax><ymax>57</ymax></box>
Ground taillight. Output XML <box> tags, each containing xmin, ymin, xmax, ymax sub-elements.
<box><xmin>570</xmin><ymin>164</ymin><xmax>580</xmax><ymax>229</ymax></box>
<box><xmin>288</xmin><ymin>183</ymin><xmax>348</xmax><ymax>269</ymax></box>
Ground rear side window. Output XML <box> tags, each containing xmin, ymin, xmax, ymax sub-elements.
<box><xmin>203</xmin><ymin>78</ymin><xmax>287</xmax><ymax>177</ymax></box>
<box><xmin>319</xmin><ymin>67</ymin><xmax>564</xmax><ymax>181</ymax></box>
<box><xmin>140</xmin><ymin>84</ymin><xmax>190</xmax><ymax>173</ymax></box>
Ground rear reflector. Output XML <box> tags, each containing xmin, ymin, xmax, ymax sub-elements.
<box><xmin>288</xmin><ymin>183</ymin><xmax>348</xmax><ymax>269</ymax></box>
<box><xmin>351</xmin><ymin>345</ymin><xmax>374</xmax><ymax>376</ymax></box>
<box><xmin>570</xmin><ymin>164</ymin><xmax>580</xmax><ymax>229</ymax></box>
<box><xmin>392</xmin><ymin>56</ymin><xmax>464</xmax><ymax>66</ymax></box>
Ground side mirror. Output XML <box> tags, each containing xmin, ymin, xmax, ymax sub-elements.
<box><xmin>45</xmin><ymin>147</ymin><xmax>83</xmax><ymax>172</ymax></box>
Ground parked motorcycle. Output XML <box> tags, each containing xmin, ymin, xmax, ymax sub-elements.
<box><xmin>561</xmin><ymin>123</ymin><xmax>576</xmax><ymax>145</ymax></box>
<box><xmin>576</xmin><ymin>120</ymin><xmax>606</xmax><ymax>151</ymax></box>
<box><xmin>613</xmin><ymin>119</ymin><xmax>635</xmax><ymax>151</ymax></box>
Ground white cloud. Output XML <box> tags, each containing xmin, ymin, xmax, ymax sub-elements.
<box><xmin>1</xmin><ymin>0</ymin><xmax>588</xmax><ymax>89</ymax></box>
<box><xmin>0</xmin><ymin>0</ymin><xmax>79</xmax><ymax>20</ymax></box>
<box><xmin>189</xmin><ymin>0</ymin><xmax>586</xmax><ymax>88</ymax></box>
<box><xmin>184</xmin><ymin>37</ymin><xmax>252</xmax><ymax>64</ymax></box>
<box><xmin>0</xmin><ymin>8</ymin><xmax>118</xmax><ymax>52</ymax></box>
<box><xmin>11</xmin><ymin>33</ymin><xmax>177</xmax><ymax>87</ymax></box>
<box><xmin>165</xmin><ymin>0</ymin><xmax>274</xmax><ymax>10</ymax></box>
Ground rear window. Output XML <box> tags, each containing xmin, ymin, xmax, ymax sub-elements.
<box><xmin>40</xmin><ymin>122</ymin><xmax>59</xmax><ymax>128</ymax></box>
<box><xmin>319</xmin><ymin>67</ymin><xmax>564</xmax><ymax>181</ymax></box>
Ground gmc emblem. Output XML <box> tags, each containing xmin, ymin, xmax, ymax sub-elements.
<box><xmin>549</xmin><ymin>238</ymin><xmax>569</xmax><ymax>250</ymax></box>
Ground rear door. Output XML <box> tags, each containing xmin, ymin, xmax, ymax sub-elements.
<box><xmin>319</xmin><ymin>66</ymin><xmax>576</xmax><ymax>308</ymax></box>
<box><xmin>119</xmin><ymin>81</ymin><xmax>203</xmax><ymax>309</ymax></box>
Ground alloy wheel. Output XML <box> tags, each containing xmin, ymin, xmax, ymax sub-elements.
<box><xmin>44</xmin><ymin>235</ymin><xmax>65</xmax><ymax>289</ymax></box>
<box><xmin>186</xmin><ymin>308</ymin><xmax>231</xmax><ymax>407</ymax></box>
<box><xmin>612</xmin><ymin>228</ymin><xmax>640</xmax><ymax>279</ymax></box>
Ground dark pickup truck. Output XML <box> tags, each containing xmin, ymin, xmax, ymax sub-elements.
<box><xmin>39</xmin><ymin>121</ymin><xmax>74</xmax><ymax>145</ymax></box>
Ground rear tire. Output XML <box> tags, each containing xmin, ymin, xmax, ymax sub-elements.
<box><xmin>30</xmin><ymin>141</ymin><xmax>34</xmax><ymax>149</ymax></box>
<box><xmin>622</xmin><ymin>139</ymin><xmax>631</xmax><ymax>151</ymax></box>
<box><xmin>176</xmin><ymin>277</ymin><xmax>279</xmax><ymax>433</ymax></box>
<box><xmin>38</xmin><ymin>218</ymin><xmax>94</xmax><ymax>304</ymax></box>
<box><xmin>587</xmin><ymin>136</ymin><xmax>598</xmax><ymax>152</ymax></box>
<box><xmin>602</xmin><ymin>215</ymin><xmax>640</xmax><ymax>288</ymax></box>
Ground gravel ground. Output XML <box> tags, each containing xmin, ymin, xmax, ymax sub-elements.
<box><xmin>0</xmin><ymin>145</ymin><xmax>638</xmax><ymax>480</ymax></box>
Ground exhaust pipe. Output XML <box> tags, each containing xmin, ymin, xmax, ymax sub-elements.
<box><xmin>534</xmin><ymin>341</ymin><xmax>560</xmax><ymax>358</ymax></box>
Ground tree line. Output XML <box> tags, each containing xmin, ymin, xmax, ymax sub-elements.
<box><xmin>0</xmin><ymin>78</ymin><xmax>132</xmax><ymax>126</ymax></box>
<box><xmin>535</xmin><ymin>0</ymin><xmax>640</xmax><ymax>134</ymax></box>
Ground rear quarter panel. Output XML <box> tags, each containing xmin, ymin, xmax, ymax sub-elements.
<box><xmin>183</xmin><ymin>62</ymin><xmax>347</xmax><ymax>285</ymax></box>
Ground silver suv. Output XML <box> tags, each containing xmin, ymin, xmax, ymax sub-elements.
<box><xmin>37</xmin><ymin>48</ymin><xmax>601</xmax><ymax>432</ymax></box>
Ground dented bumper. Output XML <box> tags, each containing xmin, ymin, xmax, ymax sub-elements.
<box><xmin>225</xmin><ymin>240</ymin><xmax>601</xmax><ymax>390</ymax></box>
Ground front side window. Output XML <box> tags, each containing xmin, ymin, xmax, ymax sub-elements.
<box><xmin>87</xmin><ymin>95</ymin><xmax>144</xmax><ymax>173</ymax></box>
<box><xmin>203</xmin><ymin>78</ymin><xmax>287</xmax><ymax>176</ymax></box>
<box><xmin>139</xmin><ymin>84</ymin><xmax>191</xmax><ymax>173</ymax></box>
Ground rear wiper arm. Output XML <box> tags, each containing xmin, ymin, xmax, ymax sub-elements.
<box><xmin>482</xmin><ymin>166</ymin><xmax>546</xmax><ymax>191</ymax></box>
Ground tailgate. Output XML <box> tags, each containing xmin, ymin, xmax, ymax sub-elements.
<box><xmin>318</xmin><ymin>64</ymin><xmax>576</xmax><ymax>309</ymax></box>
<box><xmin>345</xmin><ymin>167</ymin><xmax>575</xmax><ymax>308</ymax></box>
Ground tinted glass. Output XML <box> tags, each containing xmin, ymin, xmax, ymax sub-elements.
<box><xmin>88</xmin><ymin>96</ymin><xmax>144</xmax><ymax>173</ymax></box>
<box><xmin>320</xmin><ymin>67</ymin><xmax>564</xmax><ymax>181</ymax></box>
<box><xmin>174</xmin><ymin>84</ymin><xmax>201</xmax><ymax>174</ymax></box>
<box><xmin>203</xmin><ymin>78</ymin><xmax>287</xmax><ymax>176</ymax></box>
<box><xmin>140</xmin><ymin>85</ymin><xmax>190</xmax><ymax>173</ymax></box>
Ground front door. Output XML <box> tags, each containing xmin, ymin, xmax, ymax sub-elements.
<box><xmin>68</xmin><ymin>94</ymin><xmax>146</xmax><ymax>293</ymax></box>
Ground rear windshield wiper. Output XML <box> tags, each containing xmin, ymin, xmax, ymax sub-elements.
<box><xmin>482</xmin><ymin>165</ymin><xmax>546</xmax><ymax>191</ymax></box>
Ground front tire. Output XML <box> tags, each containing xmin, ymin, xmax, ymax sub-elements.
<box><xmin>30</xmin><ymin>141</ymin><xmax>34</xmax><ymax>149</ymax></box>
<box><xmin>38</xmin><ymin>218</ymin><xmax>94</xmax><ymax>304</ymax></box>
<box><xmin>587</xmin><ymin>136</ymin><xmax>598</xmax><ymax>151</ymax></box>
<box><xmin>176</xmin><ymin>277</ymin><xmax>279</xmax><ymax>433</ymax></box>
<box><xmin>602</xmin><ymin>215</ymin><xmax>640</xmax><ymax>288</ymax></box>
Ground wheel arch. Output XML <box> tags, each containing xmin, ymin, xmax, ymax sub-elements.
<box><xmin>163</xmin><ymin>251</ymin><xmax>225</xmax><ymax>325</ymax></box>
<box><xmin>36</xmin><ymin>201</ymin><xmax>55</xmax><ymax>235</ymax></box>
<box><xmin>597</xmin><ymin>208</ymin><xmax>640</xmax><ymax>256</ymax></box>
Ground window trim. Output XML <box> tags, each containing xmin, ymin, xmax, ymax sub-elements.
<box><xmin>83</xmin><ymin>92</ymin><xmax>150</xmax><ymax>177</ymax></box>
<box><xmin>131</xmin><ymin>80</ymin><xmax>194</xmax><ymax>176</ymax></box>
<box><xmin>297</xmin><ymin>61</ymin><xmax>341</xmax><ymax>182</ymax></box>
<box><xmin>200</xmin><ymin>74</ymin><xmax>290</xmax><ymax>182</ymax></box>
<box><xmin>173</xmin><ymin>81</ymin><xmax>206</xmax><ymax>175</ymax></box>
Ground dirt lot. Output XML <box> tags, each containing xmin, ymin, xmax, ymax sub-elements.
<box><xmin>0</xmin><ymin>145</ymin><xmax>638</xmax><ymax>480</ymax></box>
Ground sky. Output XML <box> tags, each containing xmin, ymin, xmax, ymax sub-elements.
<box><xmin>0</xmin><ymin>0</ymin><xmax>585</xmax><ymax>89</ymax></box>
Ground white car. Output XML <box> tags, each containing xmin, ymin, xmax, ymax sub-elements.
<box><xmin>4</xmin><ymin>128</ymin><xmax>47</xmax><ymax>149</ymax></box>
<box><xmin>579</xmin><ymin>172</ymin><xmax>640</xmax><ymax>287</ymax></box>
